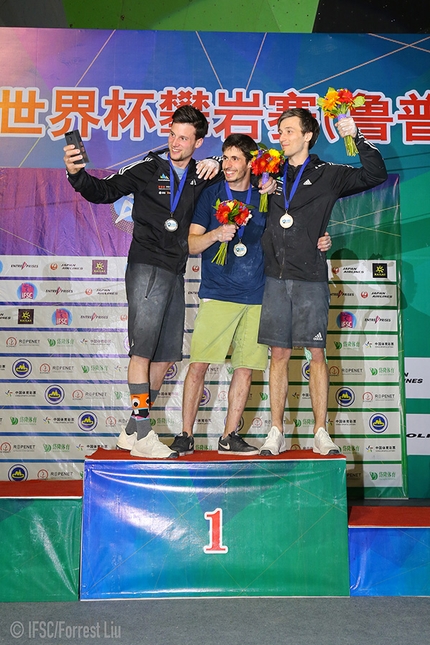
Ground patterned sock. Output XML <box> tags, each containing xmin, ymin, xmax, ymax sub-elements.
<box><xmin>125</xmin><ymin>383</ymin><xmax>151</xmax><ymax>439</ymax></box>
<box><xmin>150</xmin><ymin>388</ymin><xmax>159</xmax><ymax>408</ymax></box>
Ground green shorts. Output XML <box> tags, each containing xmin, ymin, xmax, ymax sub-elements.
<box><xmin>190</xmin><ymin>299</ymin><xmax>268</xmax><ymax>371</ymax></box>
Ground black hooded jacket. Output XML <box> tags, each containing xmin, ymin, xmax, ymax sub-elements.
<box><xmin>68</xmin><ymin>149</ymin><xmax>222</xmax><ymax>274</ymax></box>
<box><xmin>262</xmin><ymin>131</ymin><xmax>388</xmax><ymax>282</ymax></box>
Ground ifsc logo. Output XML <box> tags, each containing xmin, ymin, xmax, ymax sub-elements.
<box><xmin>78</xmin><ymin>412</ymin><xmax>98</xmax><ymax>432</ymax></box>
<box><xmin>45</xmin><ymin>385</ymin><xmax>65</xmax><ymax>405</ymax></box>
<box><xmin>12</xmin><ymin>359</ymin><xmax>32</xmax><ymax>378</ymax></box>
<box><xmin>336</xmin><ymin>387</ymin><xmax>355</xmax><ymax>407</ymax></box>
<box><xmin>369</xmin><ymin>413</ymin><xmax>388</xmax><ymax>434</ymax></box>
<box><xmin>336</xmin><ymin>311</ymin><xmax>357</xmax><ymax>329</ymax></box>
<box><xmin>9</xmin><ymin>464</ymin><xmax>28</xmax><ymax>482</ymax></box>
<box><xmin>18</xmin><ymin>282</ymin><xmax>37</xmax><ymax>299</ymax></box>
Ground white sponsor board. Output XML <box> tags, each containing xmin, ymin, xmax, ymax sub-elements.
<box><xmin>185</xmin><ymin>283</ymin><xmax>201</xmax><ymax>300</ymax></box>
<box><xmin>404</xmin><ymin>357</ymin><xmax>430</xmax><ymax>399</ymax></box>
<box><xmin>278</xmin><ymin>436</ymin><xmax>402</xmax><ymax>462</ymax></box>
<box><xmin>0</xmin><ymin>435</ymin><xmax>117</xmax><ymax>461</ymax></box>
<box><xmin>0</xmin><ymin>408</ymin><xmax>128</xmax><ymax>434</ymax></box>
<box><xmin>406</xmin><ymin>414</ymin><xmax>430</xmax><ymax>456</ymax></box>
<box><xmin>1</xmin><ymin>256</ymin><xmax>127</xmax><ymax>279</ymax></box>
<box><xmin>328</xmin><ymin>260</ymin><xmax>397</xmax><ymax>283</ymax></box>
<box><xmin>4</xmin><ymin>356</ymin><xmax>130</xmax><ymax>380</ymax></box>
<box><xmin>0</xmin><ymin>331</ymin><xmax>130</xmax><ymax>355</ymax></box>
<box><xmin>288</xmin><ymin>357</ymin><xmax>399</xmax><ymax>383</ymax></box>
<box><xmin>5</xmin><ymin>461</ymin><xmax>84</xmax><ymax>482</ymax></box>
<box><xmin>2</xmin><ymin>279</ymin><xmax>127</xmax><ymax>302</ymax></box>
<box><xmin>346</xmin><ymin>463</ymin><xmax>404</xmax><ymax>489</ymax></box>
<box><xmin>329</xmin><ymin>281</ymin><xmax>397</xmax><ymax>307</ymax></box>
<box><xmin>185</xmin><ymin>256</ymin><xmax>201</xmax><ymax>280</ymax></box>
<box><xmin>326</xmin><ymin>333</ymin><xmax>398</xmax><ymax>357</ymax></box>
<box><xmin>329</xmin><ymin>308</ymin><xmax>398</xmax><ymax>332</ymax></box>
<box><xmin>0</xmin><ymin>256</ymin><xmax>404</xmax><ymax>495</ymax></box>
<box><xmin>1</xmin><ymin>382</ymin><xmax>129</xmax><ymax>407</ymax></box>
<box><xmin>330</xmin><ymin>410</ymin><xmax>400</xmax><ymax>436</ymax></box>
<box><xmin>0</xmin><ymin>305</ymin><xmax>128</xmax><ymax>329</ymax></box>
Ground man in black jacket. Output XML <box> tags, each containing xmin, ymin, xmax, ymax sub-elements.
<box><xmin>64</xmin><ymin>106</ymin><xmax>220</xmax><ymax>459</ymax></box>
<box><xmin>257</xmin><ymin>107</ymin><xmax>388</xmax><ymax>457</ymax></box>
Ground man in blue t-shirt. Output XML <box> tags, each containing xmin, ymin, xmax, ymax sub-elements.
<box><xmin>170</xmin><ymin>134</ymin><xmax>330</xmax><ymax>455</ymax></box>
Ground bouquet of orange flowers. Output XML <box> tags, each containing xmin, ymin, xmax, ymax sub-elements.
<box><xmin>250</xmin><ymin>145</ymin><xmax>285</xmax><ymax>212</ymax></box>
<box><xmin>211</xmin><ymin>199</ymin><xmax>253</xmax><ymax>265</ymax></box>
<box><xmin>317</xmin><ymin>87</ymin><xmax>365</xmax><ymax>156</ymax></box>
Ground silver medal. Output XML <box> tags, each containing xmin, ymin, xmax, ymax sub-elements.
<box><xmin>164</xmin><ymin>218</ymin><xmax>178</xmax><ymax>232</ymax></box>
<box><xmin>234</xmin><ymin>243</ymin><xmax>247</xmax><ymax>257</ymax></box>
<box><xmin>280</xmin><ymin>212</ymin><xmax>294</xmax><ymax>229</ymax></box>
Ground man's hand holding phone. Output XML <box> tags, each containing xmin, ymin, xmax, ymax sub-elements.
<box><xmin>63</xmin><ymin>129</ymin><xmax>89</xmax><ymax>174</ymax></box>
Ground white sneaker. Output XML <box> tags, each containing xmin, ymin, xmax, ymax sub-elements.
<box><xmin>116</xmin><ymin>428</ymin><xmax>136</xmax><ymax>451</ymax></box>
<box><xmin>260</xmin><ymin>426</ymin><xmax>287</xmax><ymax>456</ymax></box>
<box><xmin>313</xmin><ymin>427</ymin><xmax>340</xmax><ymax>455</ymax></box>
<box><xmin>130</xmin><ymin>430</ymin><xmax>178</xmax><ymax>459</ymax></box>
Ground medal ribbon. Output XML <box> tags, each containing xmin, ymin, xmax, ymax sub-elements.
<box><xmin>169</xmin><ymin>159</ymin><xmax>189</xmax><ymax>215</ymax></box>
<box><xmin>224</xmin><ymin>181</ymin><xmax>252</xmax><ymax>242</ymax></box>
<box><xmin>282</xmin><ymin>156</ymin><xmax>310</xmax><ymax>212</ymax></box>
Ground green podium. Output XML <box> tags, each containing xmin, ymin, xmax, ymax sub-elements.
<box><xmin>81</xmin><ymin>451</ymin><xmax>349</xmax><ymax>599</ymax></box>
<box><xmin>0</xmin><ymin>481</ymin><xmax>82</xmax><ymax>602</ymax></box>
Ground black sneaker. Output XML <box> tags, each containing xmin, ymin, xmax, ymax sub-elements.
<box><xmin>170</xmin><ymin>432</ymin><xmax>194</xmax><ymax>456</ymax></box>
<box><xmin>218</xmin><ymin>432</ymin><xmax>259</xmax><ymax>455</ymax></box>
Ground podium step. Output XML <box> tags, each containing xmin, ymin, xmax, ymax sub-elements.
<box><xmin>0</xmin><ymin>481</ymin><xmax>82</xmax><ymax>602</ymax></box>
<box><xmin>349</xmin><ymin>506</ymin><xmax>430</xmax><ymax>596</ymax></box>
<box><xmin>81</xmin><ymin>450</ymin><xmax>349</xmax><ymax>599</ymax></box>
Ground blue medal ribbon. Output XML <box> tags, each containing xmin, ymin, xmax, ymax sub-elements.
<box><xmin>169</xmin><ymin>158</ymin><xmax>189</xmax><ymax>215</ymax></box>
<box><xmin>224</xmin><ymin>181</ymin><xmax>252</xmax><ymax>242</ymax></box>
<box><xmin>282</xmin><ymin>156</ymin><xmax>310</xmax><ymax>212</ymax></box>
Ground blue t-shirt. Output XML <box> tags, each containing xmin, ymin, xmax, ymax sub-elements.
<box><xmin>192</xmin><ymin>182</ymin><xmax>266</xmax><ymax>305</ymax></box>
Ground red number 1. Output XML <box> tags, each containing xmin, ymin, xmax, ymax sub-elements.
<box><xmin>203</xmin><ymin>508</ymin><xmax>228</xmax><ymax>554</ymax></box>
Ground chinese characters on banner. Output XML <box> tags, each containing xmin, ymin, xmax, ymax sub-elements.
<box><xmin>1</xmin><ymin>86</ymin><xmax>430</xmax><ymax>145</ymax></box>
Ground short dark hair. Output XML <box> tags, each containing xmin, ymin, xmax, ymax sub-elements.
<box><xmin>171</xmin><ymin>105</ymin><xmax>209</xmax><ymax>140</ymax></box>
<box><xmin>222</xmin><ymin>133</ymin><xmax>258</xmax><ymax>163</ymax></box>
<box><xmin>277</xmin><ymin>108</ymin><xmax>320</xmax><ymax>149</ymax></box>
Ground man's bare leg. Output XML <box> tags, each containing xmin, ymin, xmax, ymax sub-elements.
<box><xmin>307</xmin><ymin>347</ymin><xmax>329</xmax><ymax>434</ymax></box>
<box><xmin>259</xmin><ymin>347</ymin><xmax>291</xmax><ymax>455</ymax></box>
<box><xmin>149</xmin><ymin>360</ymin><xmax>174</xmax><ymax>392</ymax></box>
<box><xmin>128</xmin><ymin>354</ymin><xmax>150</xmax><ymax>384</ymax></box>
<box><xmin>223</xmin><ymin>368</ymin><xmax>252</xmax><ymax>438</ymax></box>
<box><xmin>307</xmin><ymin>347</ymin><xmax>340</xmax><ymax>454</ymax></box>
<box><xmin>218</xmin><ymin>367</ymin><xmax>259</xmax><ymax>454</ymax></box>
<box><xmin>182</xmin><ymin>362</ymin><xmax>209</xmax><ymax>435</ymax></box>
<box><xmin>269</xmin><ymin>346</ymin><xmax>292</xmax><ymax>432</ymax></box>
<box><xmin>119</xmin><ymin>356</ymin><xmax>176</xmax><ymax>457</ymax></box>
<box><xmin>168</xmin><ymin>362</ymin><xmax>209</xmax><ymax>455</ymax></box>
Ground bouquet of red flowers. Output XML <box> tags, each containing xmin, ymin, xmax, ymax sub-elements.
<box><xmin>211</xmin><ymin>199</ymin><xmax>253</xmax><ymax>265</ymax></box>
<box><xmin>250</xmin><ymin>145</ymin><xmax>285</xmax><ymax>212</ymax></box>
<box><xmin>317</xmin><ymin>87</ymin><xmax>366</xmax><ymax>156</ymax></box>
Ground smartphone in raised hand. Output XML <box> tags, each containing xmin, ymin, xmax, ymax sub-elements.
<box><xmin>64</xmin><ymin>129</ymin><xmax>90</xmax><ymax>164</ymax></box>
